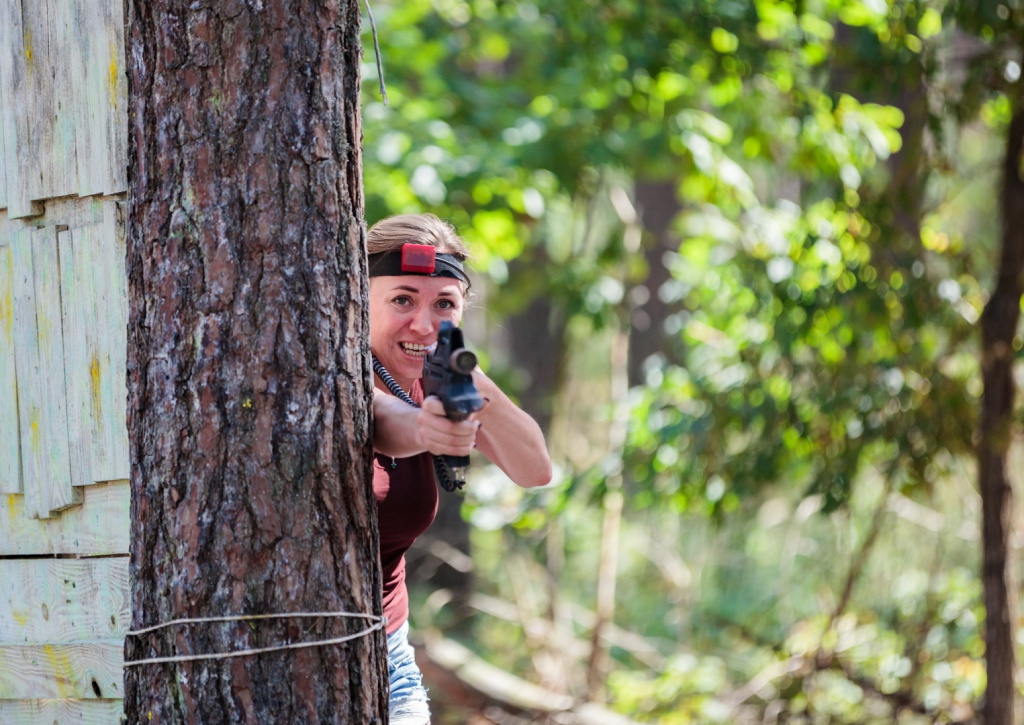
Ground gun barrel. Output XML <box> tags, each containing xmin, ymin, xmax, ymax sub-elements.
<box><xmin>449</xmin><ymin>348</ymin><xmax>477</xmax><ymax>375</ymax></box>
<box><xmin>422</xmin><ymin>322</ymin><xmax>484</xmax><ymax>492</ymax></box>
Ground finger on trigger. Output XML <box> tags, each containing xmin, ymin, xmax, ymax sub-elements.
<box><xmin>421</xmin><ymin>396</ymin><xmax>445</xmax><ymax>415</ymax></box>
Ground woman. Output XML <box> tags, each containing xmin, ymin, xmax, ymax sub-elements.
<box><xmin>368</xmin><ymin>213</ymin><xmax>552</xmax><ymax>724</ymax></box>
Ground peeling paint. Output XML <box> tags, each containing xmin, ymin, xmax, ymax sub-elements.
<box><xmin>36</xmin><ymin>305</ymin><xmax>49</xmax><ymax>345</ymax></box>
<box><xmin>43</xmin><ymin>644</ymin><xmax>74</xmax><ymax>698</ymax></box>
<box><xmin>109</xmin><ymin>42</ymin><xmax>119</xmax><ymax>110</ymax></box>
<box><xmin>0</xmin><ymin>252</ymin><xmax>11</xmax><ymax>342</ymax></box>
<box><xmin>90</xmin><ymin>355</ymin><xmax>103</xmax><ymax>425</ymax></box>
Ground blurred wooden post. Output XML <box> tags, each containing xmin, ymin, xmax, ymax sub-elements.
<box><xmin>586</xmin><ymin>327</ymin><xmax>629</xmax><ymax>701</ymax></box>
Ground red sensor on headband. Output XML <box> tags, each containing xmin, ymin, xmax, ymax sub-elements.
<box><xmin>401</xmin><ymin>244</ymin><xmax>436</xmax><ymax>273</ymax></box>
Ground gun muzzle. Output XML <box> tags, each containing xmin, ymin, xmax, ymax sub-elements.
<box><xmin>449</xmin><ymin>348</ymin><xmax>477</xmax><ymax>375</ymax></box>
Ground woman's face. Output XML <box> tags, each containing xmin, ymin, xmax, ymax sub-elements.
<box><xmin>369</xmin><ymin>273</ymin><xmax>466</xmax><ymax>388</ymax></box>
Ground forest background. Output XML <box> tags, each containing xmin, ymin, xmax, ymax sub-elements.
<box><xmin>358</xmin><ymin>1</ymin><xmax>1024</xmax><ymax>723</ymax></box>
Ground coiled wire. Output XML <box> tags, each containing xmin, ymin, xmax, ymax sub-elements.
<box><xmin>372</xmin><ymin>355</ymin><xmax>463</xmax><ymax>492</ymax></box>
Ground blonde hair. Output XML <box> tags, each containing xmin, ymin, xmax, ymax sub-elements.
<box><xmin>367</xmin><ymin>213</ymin><xmax>471</xmax><ymax>260</ymax></box>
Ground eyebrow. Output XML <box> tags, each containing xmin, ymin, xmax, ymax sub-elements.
<box><xmin>390</xmin><ymin>285</ymin><xmax>460</xmax><ymax>298</ymax></box>
<box><xmin>387</xmin><ymin>284</ymin><xmax>460</xmax><ymax>301</ymax></box>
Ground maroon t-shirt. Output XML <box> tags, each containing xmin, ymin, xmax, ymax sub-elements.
<box><xmin>373</xmin><ymin>381</ymin><xmax>439</xmax><ymax>634</ymax></box>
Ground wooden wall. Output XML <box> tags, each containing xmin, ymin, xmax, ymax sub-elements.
<box><xmin>0</xmin><ymin>0</ymin><xmax>127</xmax><ymax>217</ymax></box>
<box><xmin>0</xmin><ymin>0</ymin><xmax>129</xmax><ymax>722</ymax></box>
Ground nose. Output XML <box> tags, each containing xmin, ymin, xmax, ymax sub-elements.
<box><xmin>409</xmin><ymin>305</ymin><xmax>434</xmax><ymax>336</ymax></box>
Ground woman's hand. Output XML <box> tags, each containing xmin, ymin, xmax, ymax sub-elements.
<box><xmin>373</xmin><ymin>389</ymin><xmax>479</xmax><ymax>460</ymax></box>
<box><xmin>416</xmin><ymin>396</ymin><xmax>480</xmax><ymax>457</ymax></box>
<box><xmin>372</xmin><ymin>375</ymin><xmax>552</xmax><ymax>489</ymax></box>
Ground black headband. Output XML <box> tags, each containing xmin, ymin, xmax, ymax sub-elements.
<box><xmin>368</xmin><ymin>245</ymin><xmax>470</xmax><ymax>285</ymax></box>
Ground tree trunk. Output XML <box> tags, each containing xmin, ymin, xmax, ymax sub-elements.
<box><xmin>123</xmin><ymin>2</ymin><xmax>387</xmax><ymax>723</ymax></box>
<box><xmin>627</xmin><ymin>180</ymin><xmax>680</xmax><ymax>387</ymax></box>
<box><xmin>508</xmin><ymin>251</ymin><xmax>569</xmax><ymax>437</ymax></box>
<box><xmin>979</xmin><ymin>90</ymin><xmax>1024</xmax><ymax>725</ymax></box>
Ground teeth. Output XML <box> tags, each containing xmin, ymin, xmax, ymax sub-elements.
<box><xmin>401</xmin><ymin>342</ymin><xmax>430</xmax><ymax>355</ymax></box>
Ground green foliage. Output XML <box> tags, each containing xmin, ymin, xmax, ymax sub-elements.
<box><xmin>366</xmin><ymin>0</ymin><xmax>1023</xmax><ymax>720</ymax></box>
<box><xmin>363</xmin><ymin>0</ymin><xmax>987</xmax><ymax>510</ymax></box>
<box><xmin>448</xmin><ymin>470</ymin><xmax>986</xmax><ymax>722</ymax></box>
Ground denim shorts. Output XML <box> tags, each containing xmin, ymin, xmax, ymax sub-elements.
<box><xmin>387</xmin><ymin>620</ymin><xmax>431</xmax><ymax>724</ymax></box>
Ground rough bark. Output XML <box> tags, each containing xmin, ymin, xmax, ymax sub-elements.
<box><xmin>123</xmin><ymin>1</ymin><xmax>387</xmax><ymax>723</ymax></box>
<box><xmin>978</xmin><ymin>93</ymin><xmax>1024</xmax><ymax>725</ymax></box>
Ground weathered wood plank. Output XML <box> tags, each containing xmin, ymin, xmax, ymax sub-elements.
<box><xmin>0</xmin><ymin>195</ymin><xmax>108</xmax><ymax>234</ymax></box>
<box><xmin>0</xmin><ymin>699</ymin><xmax>125</xmax><ymax>725</ymax></box>
<box><xmin>0</xmin><ymin>237</ymin><xmax>20</xmax><ymax>493</ymax></box>
<box><xmin>0</xmin><ymin>558</ymin><xmax>128</xmax><ymax>644</ymax></box>
<box><xmin>20</xmin><ymin>1</ymin><xmax>54</xmax><ymax>205</ymax></box>
<box><xmin>70</xmin><ymin>0</ymin><xmax>107</xmax><ymax>198</ymax></box>
<box><xmin>0</xmin><ymin>641</ymin><xmax>123</xmax><ymax>699</ymax></box>
<box><xmin>67</xmin><ymin>212</ymin><xmax>129</xmax><ymax>483</ymax></box>
<box><xmin>0</xmin><ymin>481</ymin><xmax>129</xmax><ymax>556</ymax></box>
<box><xmin>0</xmin><ymin>0</ymin><xmax>16</xmax><ymax>213</ymax></box>
<box><xmin>103</xmin><ymin>0</ymin><xmax>128</xmax><ymax>195</ymax></box>
<box><xmin>80</xmin><ymin>220</ymin><xmax>110</xmax><ymax>481</ymax></box>
<box><xmin>12</xmin><ymin>226</ymin><xmax>78</xmax><ymax>518</ymax></box>
<box><xmin>0</xmin><ymin>74</ymin><xmax>7</xmax><ymax>210</ymax></box>
<box><xmin>0</xmin><ymin>0</ymin><xmax>43</xmax><ymax>218</ymax></box>
<box><xmin>58</xmin><ymin>212</ymin><xmax>130</xmax><ymax>486</ymax></box>
<box><xmin>98</xmin><ymin>205</ymin><xmax>129</xmax><ymax>480</ymax></box>
<box><xmin>59</xmin><ymin>225</ymin><xmax>96</xmax><ymax>488</ymax></box>
<box><xmin>47</xmin><ymin>0</ymin><xmax>80</xmax><ymax>198</ymax></box>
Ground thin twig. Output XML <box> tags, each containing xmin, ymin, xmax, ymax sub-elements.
<box><xmin>362</xmin><ymin>0</ymin><xmax>389</xmax><ymax>105</ymax></box>
<box><xmin>829</xmin><ymin>475</ymin><xmax>893</xmax><ymax>628</ymax></box>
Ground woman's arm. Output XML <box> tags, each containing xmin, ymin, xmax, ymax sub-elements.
<box><xmin>472</xmin><ymin>369</ymin><xmax>553</xmax><ymax>489</ymax></box>
<box><xmin>372</xmin><ymin>388</ymin><xmax>479</xmax><ymax>459</ymax></box>
<box><xmin>372</xmin><ymin>373</ymin><xmax>552</xmax><ymax>489</ymax></box>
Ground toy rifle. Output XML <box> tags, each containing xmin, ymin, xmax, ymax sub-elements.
<box><xmin>422</xmin><ymin>321</ymin><xmax>485</xmax><ymax>489</ymax></box>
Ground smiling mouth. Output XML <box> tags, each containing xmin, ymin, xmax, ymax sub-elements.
<box><xmin>400</xmin><ymin>342</ymin><xmax>434</xmax><ymax>357</ymax></box>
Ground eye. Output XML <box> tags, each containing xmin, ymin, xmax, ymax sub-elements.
<box><xmin>392</xmin><ymin>295</ymin><xmax>412</xmax><ymax>306</ymax></box>
<box><xmin>437</xmin><ymin>299</ymin><xmax>455</xmax><ymax>310</ymax></box>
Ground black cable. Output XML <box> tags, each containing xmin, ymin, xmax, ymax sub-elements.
<box><xmin>361</xmin><ymin>0</ymin><xmax>389</xmax><ymax>106</ymax></box>
<box><xmin>372</xmin><ymin>355</ymin><xmax>463</xmax><ymax>492</ymax></box>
